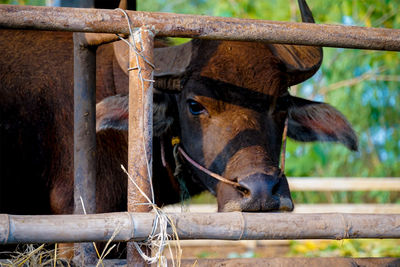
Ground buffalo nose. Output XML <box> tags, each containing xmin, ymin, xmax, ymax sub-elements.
<box><xmin>238</xmin><ymin>173</ymin><xmax>293</xmax><ymax>212</ymax></box>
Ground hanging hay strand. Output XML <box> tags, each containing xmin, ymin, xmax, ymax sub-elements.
<box><xmin>121</xmin><ymin>165</ymin><xmax>182</xmax><ymax>267</ymax></box>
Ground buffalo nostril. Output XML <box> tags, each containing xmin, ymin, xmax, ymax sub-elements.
<box><xmin>235</xmin><ymin>185</ymin><xmax>250</xmax><ymax>197</ymax></box>
<box><xmin>235</xmin><ymin>173</ymin><xmax>293</xmax><ymax>212</ymax></box>
<box><xmin>230</xmin><ymin>177</ymin><xmax>250</xmax><ymax>196</ymax></box>
<box><xmin>238</xmin><ymin>175</ymin><xmax>277</xmax><ymax>200</ymax></box>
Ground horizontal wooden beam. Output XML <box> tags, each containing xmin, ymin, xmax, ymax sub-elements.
<box><xmin>1</xmin><ymin>212</ymin><xmax>400</xmax><ymax>244</ymax></box>
<box><xmin>163</xmin><ymin>203</ymin><xmax>400</xmax><ymax>214</ymax></box>
<box><xmin>288</xmin><ymin>177</ymin><xmax>400</xmax><ymax>191</ymax></box>
<box><xmin>1</xmin><ymin>5</ymin><xmax>400</xmax><ymax>51</ymax></box>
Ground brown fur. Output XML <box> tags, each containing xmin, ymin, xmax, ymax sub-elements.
<box><xmin>199</xmin><ymin>41</ymin><xmax>288</xmax><ymax>96</ymax></box>
<box><xmin>0</xmin><ymin>29</ymin><xmax>74</xmax><ymax>215</ymax></box>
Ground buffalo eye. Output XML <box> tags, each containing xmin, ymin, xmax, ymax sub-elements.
<box><xmin>187</xmin><ymin>99</ymin><xmax>206</xmax><ymax>115</ymax></box>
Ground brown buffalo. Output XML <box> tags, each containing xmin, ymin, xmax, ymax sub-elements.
<box><xmin>0</xmin><ymin>0</ymin><xmax>357</xmax><ymax>221</ymax></box>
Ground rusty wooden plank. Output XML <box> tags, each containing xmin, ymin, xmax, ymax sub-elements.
<box><xmin>1</xmin><ymin>5</ymin><xmax>400</xmax><ymax>51</ymax></box>
<box><xmin>127</xmin><ymin>27</ymin><xmax>155</xmax><ymax>267</ymax></box>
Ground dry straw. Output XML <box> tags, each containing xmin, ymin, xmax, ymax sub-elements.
<box><xmin>0</xmin><ymin>244</ymin><xmax>72</xmax><ymax>267</ymax></box>
<box><xmin>79</xmin><ymin>196</ymin><xmax>123</xmax><ymax>267</ymax></box>
<box><xmin>122</xmin><ymin>165</ymin><xmax>182</xmax><ymax>267</ymax></box>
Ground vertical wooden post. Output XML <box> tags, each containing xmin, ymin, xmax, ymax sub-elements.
<box><xmin>73</xmin><ymin>33</ymin><xmax>97</xmax><ymax>265</ymax></box>
<box><xmin>127</xmin><ymin>27</ymin><xmax>155</xmax><ymax>267</ymax></box>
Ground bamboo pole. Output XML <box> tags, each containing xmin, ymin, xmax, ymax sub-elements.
<box><xmin>1</xmin><ymin>5</ymin><xmax>400</xmax><ymax>51</ymax></box>
<box><xmin>288</xmin><ymin>177</ymin><xmax>400</xmax><ymax>191</ymax></box>
<box><xmin>1</xmin><ymin>212</ymin><xmax>400</xmax><ymax>244</ymax></box>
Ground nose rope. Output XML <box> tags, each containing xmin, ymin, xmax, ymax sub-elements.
<box><xmin>177</xmin><ymin>146</ymin><xmax>241</xmax><ymax>188</ymax></box>
<box><xmin>172</xmin><ymin>118</ymin><xmax>289</xmax><ymax>188</ymax></box>
<box><xmin>280</xmin><ymin>117</ymin><xmax>289</xmax><ymax>175</ymax></box>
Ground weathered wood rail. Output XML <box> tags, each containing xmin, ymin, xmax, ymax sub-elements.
<box><xmin>1</xmin><ymin>5</ymin><xmax>400</xmax><ymax>51</ymax></box>
<box><xmin>1</xmin><ymin>212</ymin><xmax>400</xmax><ymax>244</ymax></box>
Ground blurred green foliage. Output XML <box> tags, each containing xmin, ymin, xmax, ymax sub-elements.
<box><xmin>289</xmin><ymin>239</ymin><xmax>400</xmax><ymax>257</ymax></box>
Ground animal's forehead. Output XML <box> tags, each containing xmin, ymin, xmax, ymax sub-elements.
<box><xmin>185</xmin><ymin>77</ymin><xmax>270</xmax><ymax>100</ymax></box>
<box><xmin>183</xmin><ymin>77</ymin><xmax>288</xmax><ymax>113</ymax></box>
<box><xmin>196</xmin><ymin>41</ymin><xmax>288</xmax><ymax>96</ymax></box>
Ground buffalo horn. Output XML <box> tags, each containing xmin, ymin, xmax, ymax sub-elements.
<box><xmin>268</xmin><ymin>0</ymin><xmax>323</xmax><ymax>86</ymax></box>
<box><xmin>113</xmin><ymin>40</ymin><xmax>194</xmax><ymax>92</ymax></box>
<box><xmin>114</xmin><ymin>0</ymin><xmax>321</xmax><ymax>90</ymax></box>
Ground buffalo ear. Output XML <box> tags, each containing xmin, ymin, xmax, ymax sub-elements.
<box><xmin>96</xmin><ymin>93</ymin><xmax>174</xmax><ymax>136</ymax></box>
<box><xmin>96</xmin><ymin>94</ymin><xmax>129</xmax><ymax>132</ymax></box>
<box><xmin>287</xmin><ymin>96</ymin><xmax>358</xmax><ymax>151</ymax></box>
<box><xmin>153</xmin><ymin>92</ymin><xmax>174</xmax><ymax>137</ymax></box>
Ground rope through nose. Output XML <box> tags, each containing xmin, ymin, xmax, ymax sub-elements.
<box><xmin>175</xmin><ymin>116</ymin><xmax>289</xmax><ymax>187</ymax></box>
<box><xmin>177</xmin><ymin>146</ymin><xmax>241</xmax><ymax>187</ymax></box>
<box><xmin>279</xmin><ymin>117</ymin><xmax>289</xmax><ymax>177</ymax></box>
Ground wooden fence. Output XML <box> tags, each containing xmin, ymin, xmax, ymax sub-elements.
<box><xmin>0</xmin><ymin>3</ymin><xmax>399</xmax><ymax>266</ymax></box>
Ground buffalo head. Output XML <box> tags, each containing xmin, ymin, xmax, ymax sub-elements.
<box><xmin>96</xmin><ymin>0</ymin><xmax>357</xmax><ymax>212</ymax></box>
